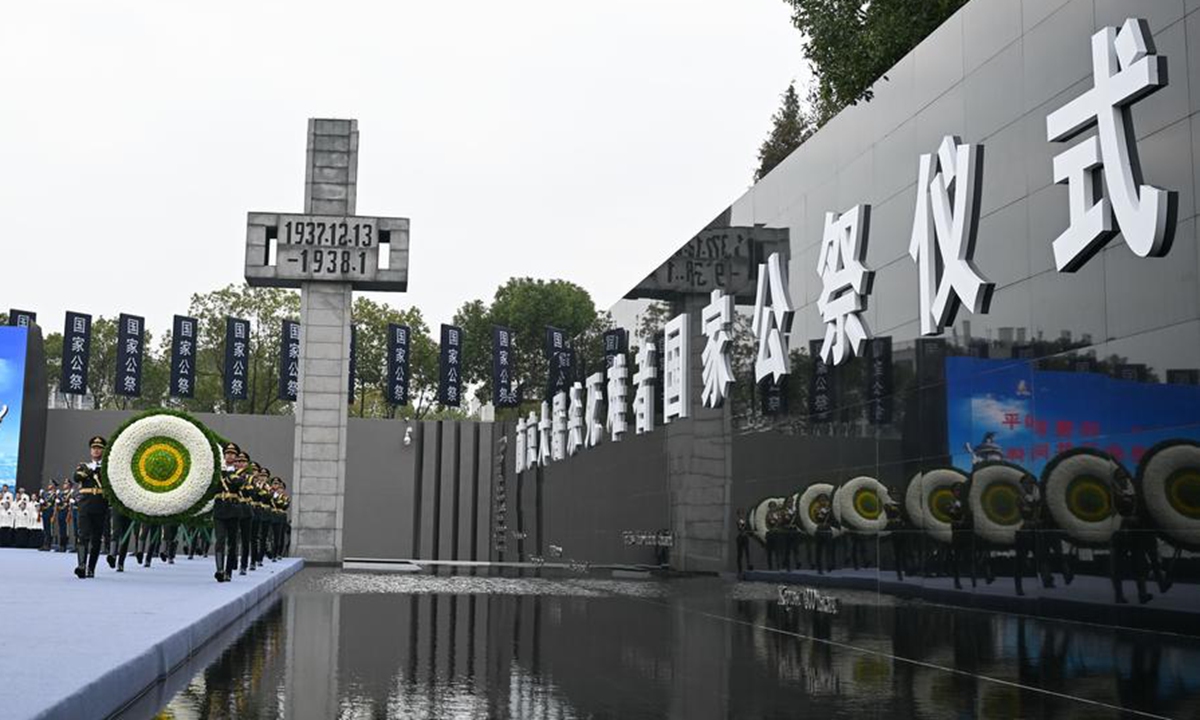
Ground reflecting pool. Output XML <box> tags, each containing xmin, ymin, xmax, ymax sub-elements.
<box><xmin>149</xmin><ymin>569</ymin><xmax>1200</xmax><ymax>719</ymax></box>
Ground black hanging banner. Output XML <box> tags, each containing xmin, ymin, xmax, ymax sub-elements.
<box><xmin>386</xmin><ymin>323</ymin><xmax>410</xmax><ymax>406</ymax></box>
<box><xmin>866</xmin><ymin>336</ymin><xmax>893</xmax><ymax>425</ymax></box>
<box><xmin>349</xmin><ymin>325</ymin><xmax>357</xmax><ymax>402</ymax></box>
<box><xmin>544</xmin><ymin>326</ymin><xmax>566</xmax><ymax>358</ymax></box>
<box><xmin>760</xmin><ymin>376</ymin><xmax>787</xmax><ymax>416</ymax></box>
<box><xmin>808</xmin><ymin>339</ymin><xmax>834</xmax><ymax>422</ymax></box>
<box><xmin>603</xmin><ymin>328</ymin><xmax>628</xmax><ymax>368</ymax></box>
<box><xmin>169</xmin><ymin>315</ymin><xmax>198</xmax><ymax>398</ymax></box>
<box><xmin>439</xmin><ymin>324</ymin><xmax>462</xmax><ymax>407</ymax></box>
<box><xmin>225</xmin><ymin>317</ymin><xmax>250</xmax><ymax>400</ymax></box>
<box><xmin>546</xmin><ymin>348</ymin><xmax>575</xmax><ymax>400</ymax></box>
<box><xmin>8</xmin><ymin>309</ymin><xmax>36</xmax><ymax>328</ymax></box>
<box><xmin>279</xmin><ymin>319</ymin><xmax>300</xmax><ymax>402</ymax></box>
<box><xmin>60</xmin><ymin>311</ymin><xmax>92</xmax><ymax>396</ymax></box>
<box><xmin>492</xmin><ymin>325</ymin><xmax>519</xmax><ymax>407</ymax></box>
<box><xmin>115</xmin><ymin>313</ymin><xmax>145</xmax><ymax>397</ymax></box>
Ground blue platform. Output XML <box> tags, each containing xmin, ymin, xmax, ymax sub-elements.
<box><xmin>0</xmin><ymin>548</ymin><xmax>303</xmax><ymax>720</ymax></box>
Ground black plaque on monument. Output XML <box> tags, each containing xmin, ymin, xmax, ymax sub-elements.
<box><xmin>387</xmin><ymin>323</ymin><xmax>410</xmax><ymax>406</ymax></box>
<box><xmin>224</xmin><ymin>317</ymin><xmax>250</xmax><ymax>400</ymax></box>
<box><xmin>60</xmin><ymin>311</ymin><xmax>91</xmax><ymax>396</ymax></box>
<box><xmin>439</xmin><ymin>324</ymin><xmax>462</xmax><ymax>407</ymax></box>
<box><xmin>169</xmin><ymin>315</ymin><xmax>198</xmax><ymax>398</ymax></box>
<box><xmin>115</xmin><ymin>313</ymin><xmax>144</xmax><ymax>397</ymax></box>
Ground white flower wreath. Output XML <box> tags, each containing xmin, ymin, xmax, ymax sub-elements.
<box><xmin>103</xmin><ymin>411</ymin><xmax>218</xmax><ymax>523</ymax></box>
<box><xmin>904</xmin><ymin>468</ymin><xmax>966</xmax><ymax>544</ymax></box>
<box><xmin>833</xmin><ymin>476</ymin><xmax>890</xmax><ymax>534</ymax></box>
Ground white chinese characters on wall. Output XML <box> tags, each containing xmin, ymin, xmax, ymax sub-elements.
<box><xmin>817</xmin><ymin>205</ymin><xmax>873</xmax><ymax>365</ymax></box>
<box><xmin>700</xmin><ymin>289</ymin><xmax>734</xmax><ymax>407</ymax></box>
<box><xmin>909</xmin><ymin>135</ymin><xmax>993</xmax><ymax>337</ymax></box>
<box><xmin>752</xmin><ymin>253</ymin><xmax>794</xmax><ymax>383</ymax></box>
<box><xmin>1046</xmin><ymin>18</ymin><xmax>1175</xmax><ymax>272</ymax></box>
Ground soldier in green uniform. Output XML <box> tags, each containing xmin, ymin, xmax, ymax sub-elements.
<box><xmin>106</xmin><ymin>505</ymin><xmax>134</xmax><ymax>572</ymax></box>
<box><xmin>73</xmin><ymin>436</ymin><xmax>109</xmax><ymax>579</ymax></box>
<box><xmin>252</xmin><ymin>469</ymin><xmax>273</xmax><ymax>567</ymax></box>
<box><xmin>212</xmin><ymin>443</ymin><xmax>244</xmax><ymax>582</ymax></box>
<box><xmin>235</xmin><ymin>452</ymin><xmax>255</xmax><ymax>575</ymax></box>
<box><xmin>274</xmin><ymin>479</ymin><xmax>291</xmax><ymax>558</ymax></box>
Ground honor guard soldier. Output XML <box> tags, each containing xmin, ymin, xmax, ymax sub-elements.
<box><xmin>234</xmin><ymin>452</ymin><xmax>255</xmax><ymax>576</ymax></box>
<box><xmin>235</xmin><ymin>456</ymin><xmax>255</xmax><ymax>574</ymax></box>
<box><xmin>251</xmin><ymin>468</ymin><xmax>273</xmax><ymax>568</ymax></box>
<box><xmin>212</xmin><ymin>444</ymin><xmax>245</xmax><ymax>582</ymax></box>
<box><xmin>273</xmin><ymin>479</ymin><xmax>291</xmax><ymax>558</ymax></box>
<box><xmin>884</xmin><ymin>496</ymin><xmax>908</xmax><ymax>581</ymax></box>
<box><xmin>735</xmin><ymin>507</ymin><xmax>752</xmax><ymax>575</ymax></box>
<box><xmin>38</xmin><ymin>483</ymin><xmax>55</xmax><ymax>550</ymax></box>
<box><xmin>53</xmin><ymin>481</ymin><xmax>71</xmax><ymax>552</ymax></box>
<box><xmin>73</xmin><ymin>436</ymin><xmax>109</xmax><ymax>579</ymax></box>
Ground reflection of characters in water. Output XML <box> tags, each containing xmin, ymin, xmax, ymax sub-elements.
<box><xmin>964</xmin><ymin>432</ymin><xmax>1003</xmax><ymax>465</ymax></box>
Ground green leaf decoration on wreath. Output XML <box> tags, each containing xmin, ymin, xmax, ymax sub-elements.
<box><xmin>101</xmin><ymin>409</ymin><xmax>221</xmax><ymax>525</ymax></box>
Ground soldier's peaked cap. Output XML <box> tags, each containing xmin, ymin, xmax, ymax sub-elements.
<box><xmin>89</xmin><ymin>436</ymin><xmax>106</xmax><ymax>448</ymax></box>
<box><xmin>236</xmin><ymin>451</ymin><xmax>250</xmax><ymax>461</ymax></box>
<box><xmin>223</xmin><ymin>442</ymin><xmax>241</xmax><ymax>454</ymax></box>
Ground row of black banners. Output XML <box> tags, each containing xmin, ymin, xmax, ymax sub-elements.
<box><xmin>21</xmin><ymin>308</ymin><xmax>894</xmax><ymax>419</ymax></box>
<box><xmin>49</xmin><ymin>311</ymin><xmax>424</xmax><ymax>406</ymax></box>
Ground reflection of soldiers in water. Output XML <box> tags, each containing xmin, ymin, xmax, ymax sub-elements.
<box><xmin>1109</xmin><ymin>470</ymin><xmax>1168</xmax><ymax>604</ymax></box>
<box><xmin>1014</xmin><ymin>474</ymin><xmax>1071</xmax><ymax>595</ymax></box>
<box><xmin>735</xmin><ymin>508</ymin><xmax>753</xmax><ymax>574</ymax></box>
<box><xmin>814</xmin><ymin>503</ymin><xmax>836</xmax><ymax>574</ymax></box>
<box><xmin>765</xmin><ymin>501</ymin><xmax>781</xmax><ymax>570</ymax></box>
<box><xmin>946</xmin><ymin>484</ymin><xmax>993</xmax><ymax>590</ymax></box>
<box><xmin>884</xmin><ymin>497</ymin><xmax>908</xmax><ymax>581</ymax></box>
<box><xmin>782</xmin><ymin>496</ymin><xmax>800</xmax><ymax>571</ymax></box>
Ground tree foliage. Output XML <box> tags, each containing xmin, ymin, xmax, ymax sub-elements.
<box><xmin>754</xmin><ymin>83</ymin><xmax>814</xmax><ymax>182</ymax></box>
<box><xmin>784</xmin><ymin>0</ymin><xmax>968</xmax><ymax>127</ymax></box>
<box><xmin>453</xmin><ymin>277</ymin><xmax>601</xmax><ymax>418</ymax></box>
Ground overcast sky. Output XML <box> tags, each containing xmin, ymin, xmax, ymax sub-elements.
<box><xmin>1</xmin><ymin>1</ymin><xmax>809</xmax><ymax>337</ymax></box>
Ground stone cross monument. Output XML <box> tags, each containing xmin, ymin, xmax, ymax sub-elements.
<box><xmin>244</xmin><ymin>118</ymin><xmax>410</xmax><ymax>562</ymax></box>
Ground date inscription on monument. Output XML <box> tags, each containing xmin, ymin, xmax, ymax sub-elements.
<box><xmin>244</xmin><ymin>211</ymin><xmax>409</xmax><ymax>291</ymax></box>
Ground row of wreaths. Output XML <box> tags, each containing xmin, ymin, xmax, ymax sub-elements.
<box><xmin>96</xmin><ymin>409</ymin><xmax>236</xmax><ymax>525</ymax></box>
<box><xmin>749</xmin><ymin>441</ymin><xmax>1200</xmax><ymax>551</ymax></box>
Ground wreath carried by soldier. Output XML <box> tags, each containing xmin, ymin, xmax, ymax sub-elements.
<box><xmin>101</xmin><ymin>409</ymin><xmax>221</xmax><ymax>524</ymax></box>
